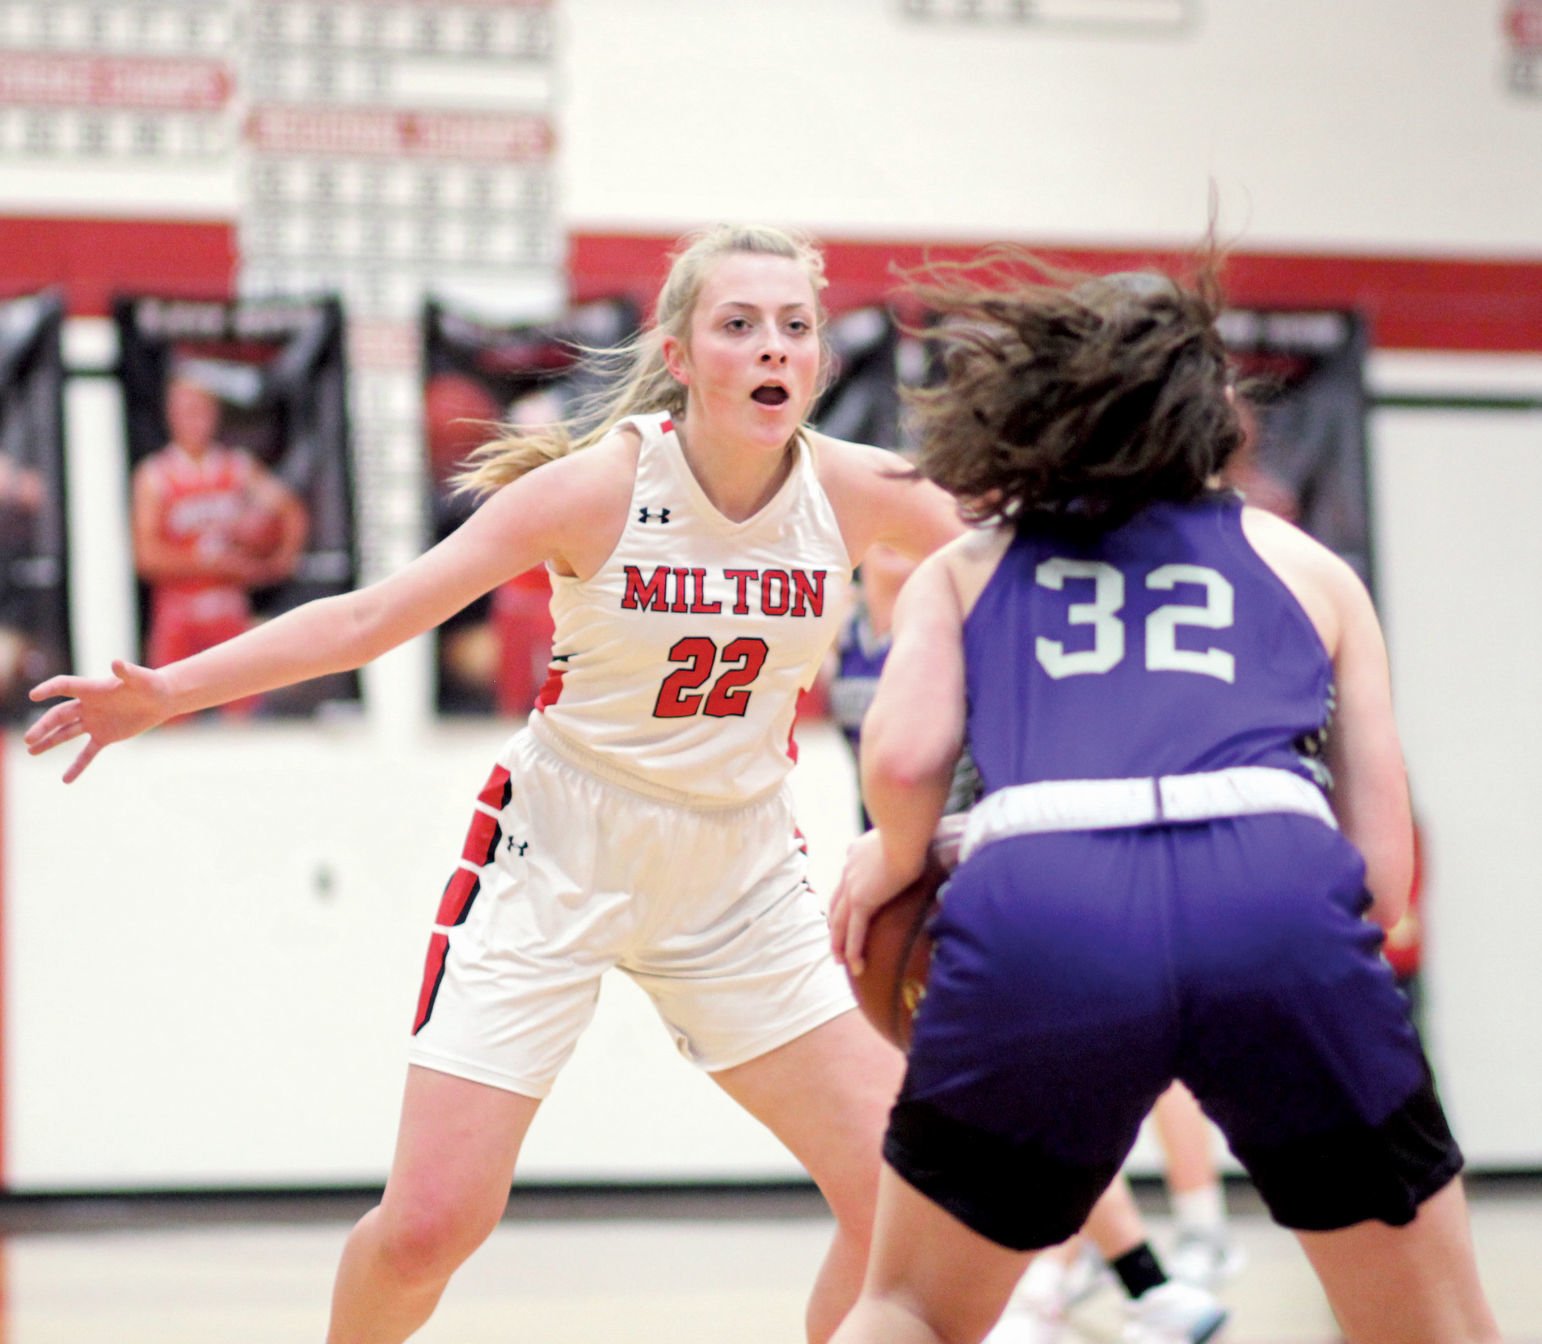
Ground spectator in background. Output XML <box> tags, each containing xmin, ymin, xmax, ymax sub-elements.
<box><xmin>131</xmin><ymin>374</ymin><xmax>308</xmax><ymax>715</ymax></box>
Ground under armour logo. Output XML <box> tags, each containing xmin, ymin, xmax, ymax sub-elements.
<box><xmin>638</xmin><ymin>506</ymin><xmax>672</xmax><ymax>524</ymax></box>
<box><xmin>506</xmin><ymin>837</ymin><xmax>530</xmax><ymax>857</ymax></box>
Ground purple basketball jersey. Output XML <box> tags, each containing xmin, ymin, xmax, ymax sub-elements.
<box><xmin>963</xmin><ymin>493</ymin><xmax>1334</xmax><ymax>795</ymax></box>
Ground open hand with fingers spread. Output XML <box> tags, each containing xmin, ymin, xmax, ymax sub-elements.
<box><xmin>25</xmin><ymin>660</ymin><xmax>174</xmax><ymax>782</ymax></box>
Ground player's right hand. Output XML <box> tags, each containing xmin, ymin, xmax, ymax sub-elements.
<box><xmin>25</xmin><ymin>660</ymin><xmax>173</xmax><ymax>783</ymax></box>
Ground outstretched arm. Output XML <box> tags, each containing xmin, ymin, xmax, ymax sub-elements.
<box><xmin>28</xmin><ymin>448</ymin><xmax>613</xmax><ymax>780</ymax></box>
<box><xmin>830</xmin><ymin>553</ymin><xmax>966</xmax><ymax>971</ymax></box>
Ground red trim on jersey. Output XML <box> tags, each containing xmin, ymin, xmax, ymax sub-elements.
<box><xmin>476</xmin><ymin>763</ymin><xmax>512</xmax><ymax>812</ymax></box>
<box><xmin>412</xmin><ymin>932</ymin><xmax>451</xmax><ymax>1035</ymax></box>
<box><xmin>533</xmin><ymin>663</ymin><xmax>567</xmax><ymax>710</ymax></box>
<box><xmin>659</xmin><ymin>416</ymin><xmax>674</xmax><ymax>435</ymax></box>
<box><xmin>786</xmin><ymin>687</ymin><xmax>812</xmax><ymax>765</ymax></box>
<box><xmin>570</xmin><ymin>231</ymin><xmax>1542</xmax><ymax>354</ymax></box>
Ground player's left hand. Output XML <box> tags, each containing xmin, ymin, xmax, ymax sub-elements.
<box><xmin>25</xmin><ymin>659</ymin><xmax>174</xmax><ymax>782</ymax></box>
<box><xmin>830</xmin><ymin>829</ymin><xmax>922</xmax><ymax>975</ymax></box>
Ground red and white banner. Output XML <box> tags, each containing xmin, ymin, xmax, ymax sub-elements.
<box><xmin>246</xmin><ymin>105</ymin><xmax>554</xmax><ymax>162</ymax></box>
<box><xmin>0</xmin><ymin>52</ymin><xmax>231</xmax><ymax>111</ymax></box>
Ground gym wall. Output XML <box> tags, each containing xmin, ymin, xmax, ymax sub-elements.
<box><xmin>1</xmin><ymin>0</ymin><xmax>1537</xmax><ymax>1190</ymax></box>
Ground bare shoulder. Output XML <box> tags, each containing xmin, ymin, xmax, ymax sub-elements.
<box><xmin>809</xmin><ymin>431</ymin><xmax>905</xmax><ymax>491</ymax></box>
<box><xmin>1240</xmin><ymin>505</ymin><xmax>1370</xmax><ymax>652</ymax></box>
<box><xmin>1241</xmin><ymin>506</ymin><xmax>1362</xmax><ymax>592</ymax></box>
<box><xmin>940</xmin><ymin>524</ymin><xmax>1012</xmax><ymax>618</ymax></box>
<box><xmin>808</xmin><ymin>431</ymin><xmax>963</xmax><ymax>563</ymax></box>
<box><xmin>131</xmin><ymin>450</ymin><xmax>167</xmax><ymax>494</ymax></box>
<box><xmin>506</xmin><ymin>424</ymin><xmax>638</xmax><ymax>507</ymax></box>
<box><xmin>472</xmin><ymin>424</ymin><xmax>641</xmax><ymax>580</ymax></box>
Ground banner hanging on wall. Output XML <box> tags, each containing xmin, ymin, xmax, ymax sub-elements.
<box><xmin>0</xmin><ymin>290</ymin><xmax>71</xmax><ymax>723</ymax></box>
<box><xmin>1218</xmin><ymin>308</ymin><xmax>1372</xmax><ymax>589</ymax></box>
<box><xmin>114</xmin><ymin>294</ymin><xmax>361</xmax><ymax>719</ymax></box>
<box><xmin>422</xmin><ymin>295</ymin><xmax>639</xmax><ymax>716</ymax></box>
<box><xmin>812</xmin><ymin>305</ymin><xmax>904</xmax><ymax>451</ymax></box>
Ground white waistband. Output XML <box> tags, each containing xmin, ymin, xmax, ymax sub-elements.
<box><xmin>960</xmin><ymin>766</ymin><xmax>1336</xmax><ymax>863</ymax></box>
<box><xmin>525</xmin><ymin>712</ymin><xmax>784</xmax><ymax>812</ymax></box>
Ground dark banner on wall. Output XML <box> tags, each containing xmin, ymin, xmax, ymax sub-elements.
<box><xmin>812</xmin><ymin>306</ymin><xmax>904</xmax><ymax>450</ymax></box>
<box><xmin>0</xmin><ymin>290</ymin><xmax>71</xmax><ymax>722</ymax></box>
<box><xmin>1218</xmin><ymin>308</ymin><xmax>1372</xmax><ymax>588</ymax></box>
<box><xmin>114</xmin><ymin>295</ymin><xmax>360</xmax><ymax>718</ymax></box>
<box><xmin>423</xmin><ymin>296</ymin><xmax>639</xmax><ymax>716</ymax></box>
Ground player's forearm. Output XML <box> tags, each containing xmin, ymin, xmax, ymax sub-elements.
<box><xmin>157</xmin><ymin>589</ymin><xmax>382</xmax><ymax>715</ymax></box>
<box><xmin>861</xmin><ymin>750</ymin><xmax>954</xmax><ymax>879</ymax></box>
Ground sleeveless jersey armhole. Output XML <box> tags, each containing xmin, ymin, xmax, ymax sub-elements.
<box><xmin>548</xmin><ymin>417</ymin><xmax>650</xmax><ymax>594</ymax></box>
<box><xmin>1217</xmin><ymin>500</ymin><xmax>1336</xmax><ymax>676</ymax></box>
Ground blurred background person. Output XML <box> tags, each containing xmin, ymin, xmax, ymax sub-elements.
<box><xmin>131</xmin><ymin>373</ymin><xmax>309</xmax><ymax>717</ymax></box>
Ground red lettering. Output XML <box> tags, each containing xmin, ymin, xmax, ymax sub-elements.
<box><xmin>724</xmin><ymin>568</ymin><xmax>758</xmax><ymax>614</ymax></box>
<box><xmin>790</xmin><ymin>569</ymin><xmax>825</xmax><ymax>617</ymax></box>
<box><xmin>621</xmin><ymin>564</ymin><xmax>670</xmax><ymax>611</ymax></box>
<box><xmin>761</xmin><ymin>569</ymin><xmax>790</xmax><ymax>616</ymax></box>
<box><xmin>688</xmin><ymin>567</ymin><xmax>722</xmax><ymax>613</ymax></box>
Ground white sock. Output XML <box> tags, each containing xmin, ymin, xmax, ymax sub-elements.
<box><xmin>1172</xmin><ymin>1183</ymin><xmax>1226</xmax><ymax>1234</ymax></box>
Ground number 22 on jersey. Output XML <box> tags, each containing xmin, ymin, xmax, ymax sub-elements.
<box><xmin>653</xmin><ymin>636</ymin><xmax>770</xmax><ymax>717</ymax></box>
<box><xmin>1034</xmin><ymin>557</ymin><xmax>1236</xmax><ymax>683</ymax></box>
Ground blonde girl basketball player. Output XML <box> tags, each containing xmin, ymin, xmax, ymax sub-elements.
<box><xmin>829</xmin><ymin>254</ymin><xmax>1499</xmax><ymax>1344</ymax></box>
<box><xmin>27</xmin><ymin>224</ymin><xmax>961</xmax><ymax>1344</ymax></box>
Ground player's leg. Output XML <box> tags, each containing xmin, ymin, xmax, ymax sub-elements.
<box><xmin>1150</xmin><ymin>1081</ymin><xmax>1244</xmax><ymax>1287</ymax></box>
<box><xmin>986</xmin><ymin>1177</ymin><xmax>1226</xmax><ymax>1344</ymax></box>
<box><xmin>1150</xmin><ymin>1080</ymin><xmax>1217</xmax><ymax>1195</ymax></box>
<box><xmin>327</xmin><ymin>1064</ymin><xmax>540</xmax><ymax>1344</ymax></box>
<box><xmin>1293</xmin><ymin>1178</ymin><xmax>1501</xmax><ymax>1344</ymax></box>
<box><xmin>1176</xmin><ymin>816</ymin><xmax>1498</xmax><ymax>1344</ymax></box>
<box><xmin>830</xmin><ymin>1163</ymin><xmax>1032</xmax><ymax>1344</ymax></box>
<box><xmin>330</xmin><ymin>736</ymin><xmax>606</xmax><ymax>1342</ymax></box>
<box><xmin>713</xmin><ymin>1009</ymin><xmax>905</xmax><ymax>1344</ymax></box>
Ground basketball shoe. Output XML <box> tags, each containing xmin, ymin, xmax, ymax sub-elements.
<box><xmin>1121</xmin><ymin>1280</ymin><xmax>1229</xmax><ymax>1344</ymax></box>
<box><xmin>1166</xmin><ymin>1226</ymin><xmax>1248</xmax><ymax>1291</ymax></box>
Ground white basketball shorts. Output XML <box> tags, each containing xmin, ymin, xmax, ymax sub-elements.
<box><xmin>406</xmin><ymin>724</ymin><xmax>857</xmax><ymax>1098</ymax></box>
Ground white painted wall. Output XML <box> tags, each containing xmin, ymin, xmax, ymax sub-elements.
<box><xmin>4</xmin><ymin>2</ymin><xmax>1540</xmax><ymax>1189</ymax></box>
<box><xmin>560</xmin><ymin>0</ymin><xmax>1540</xmax><ymax>253</ymax></box>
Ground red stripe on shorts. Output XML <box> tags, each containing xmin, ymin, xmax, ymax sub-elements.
<box><xmin>461</xmin><ymin>808</ymin><xmax>502</xmax><ymax>866</ymax></box>
<box><xmin>435</xmin><ymin>867</ymin><xmax>481</xmax><ymax>926</ymax></box>
<box><xmin>412</xmin><ymin>931</ymin><xmax>450</xmax><ymax>1034</ymax></box>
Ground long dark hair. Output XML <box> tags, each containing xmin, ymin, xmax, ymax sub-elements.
<box><xmin>902</xmin><ymin>247</ymin><xmax>1246</xmax><ymax>533</ymax></box>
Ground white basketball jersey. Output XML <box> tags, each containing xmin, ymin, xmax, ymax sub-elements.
<box><xmin>532</xmin><ymin>412</ymin><xmax>852</xmax><ymax>805</ymax></box>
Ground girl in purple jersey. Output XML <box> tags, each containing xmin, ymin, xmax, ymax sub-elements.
<box><xmin>829</xmin><ymin>252</ymin><xmax>1499</xmax><ymax>1344</ymax></box>
<box><xmin>26</xmin><ymin>224</ymin><xmax>963</xmax><ymax>1344</ymax></box>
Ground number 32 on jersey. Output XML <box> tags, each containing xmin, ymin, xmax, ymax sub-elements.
<box><xmin>1035</xmin><ymin>557</ymin><xmax>1236</xmax><ymax>683</ymax></box>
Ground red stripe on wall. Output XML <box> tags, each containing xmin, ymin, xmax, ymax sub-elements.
<box><xmin>0</xmin><ymin>216</ymin><xmax>237</xmax><ymax>315</ymax></box>
<box><xmin>1</xmin><ymin>215</ymin><xmax>1535</xmax><ymax>351</ymax></box>
<box><xmin>570</xmin><ymin>231</ymin><xmax>1542</xmax><ymax>354</ymax></box>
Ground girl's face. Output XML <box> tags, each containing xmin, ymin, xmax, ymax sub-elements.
<box><xmin>663</xmin><ymin>252</ymin><xmax>823</xmax><ymax>452</ymax></box>
<box><xmin>165</xmin><ymin>379</ymin><xmax>221</xmax><ymax>453</ymax></box>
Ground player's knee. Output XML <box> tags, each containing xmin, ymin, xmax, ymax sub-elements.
<box><xmin>372</xmin><ymin>1195</ymin><xmax>499</xmax><ymax>1285</ymax></box>
<box><xmin>822</xmin><ymin>1167</ymin><xmax>881</xmax><ymax>1247</ymax></box>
